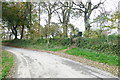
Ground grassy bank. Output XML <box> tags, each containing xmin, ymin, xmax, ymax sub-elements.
<box><xmin>65</xmin><ymin>48</ymin><xmax>119</xmax><ymax>66</ymax></box>
<box><xmin>2</xmin><ymin>39</ymin><xmax>68</xmax><ymax>51</ymax></box>
<box><xmin>0</xmin><ymin>50</ymin><xmax>14</xmax><ymax>79</ymax></box>
<box><xmin>2</xmin><ymin>39</ymin><xmax>119</xmax><ymax>67</ymax></box>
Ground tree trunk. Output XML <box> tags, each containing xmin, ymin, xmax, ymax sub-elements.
<box><xmin>14</xmin><ymin>25</ymin><xmax>18</xmax><ymax>40</ymax></box>
<box><xmin>62</xmin><ymin>11</ymin><xmax>68</xmax><ymax>37</ymax></box>
<box><xmin>62</xmin><ymin>23</ymin><xmax>67</xmax><ymax>37</ymax></box>
<box><xmin>63</xmin><ymin>24</ymin><xmax>68</xmax><ymax>37</ymax></box>
<box><xmin>62</xmin><ymin>3</ymin><xmax>71</xmax><ymax>38</ymax></box>
<box><xmin>14</xmin><ymin>33</ymin><xmax>17</xmax><ymax>39</ymax></box>
<box><xmin>20</xmin><ymin>25</ymin><xmax>25</xmax><ymax>39</ymax></box>
<box><xmin>84</xmin><ymin>20</ymin><xmax>91</xmax><ymax>31</ymax></box>
<box><xmin>47</xmin><ymin>13</ymin><xmax>51</xmax><ymax>46</ymax></box>
<box><xmin>48</xmin><ymin>14</ymin><xmax>51</xmax><ymax>26</ymax></box>
<box><xmin>11</xmin><ymin>25</ymin><xmax>18</xmax><ymax>40</ymax></box>
<box><xmin>84</xmin><ymin>13</ymin><xmax>91</xmax><ymax>31</ymax></box>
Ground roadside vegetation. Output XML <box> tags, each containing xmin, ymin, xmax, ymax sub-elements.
<box><xmin>3</xmin><ymin>38</ymin><xmax>69</xmax><ymax>51</ymax></box>
<box><xmin>2</xmin><ymin>35</ymin><xmax>119</xmax><ymax>67</ymax></box>
<box><xmin>0</xmin><ymin>50</ymin><xmax>14</xmax><ymax>79</ymax></box>
<box><xmin>65</xmin><ymin>48</ymin><xmax>119</xmax><ymax>66</ymax></box>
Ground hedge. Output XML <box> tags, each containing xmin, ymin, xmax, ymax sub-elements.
<box><xmin>76</xmin><ymin>36</ymin><xmax>120</xmax><ymax>55</ymax></box>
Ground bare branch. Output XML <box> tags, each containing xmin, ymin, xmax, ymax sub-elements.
<box><xmin>72</xmin><ymin>7</ymin><xmax>84</xmax><ymax>12</ymax></box>
<box><xmin>91</xmin><ymin>0</ymin><xmax>106</xmax><ymax>11</ymax></box>
<box><xmin>55</xmin><ymin>10</ymin><xmax>62</xmax><ymax>23</ymax></box>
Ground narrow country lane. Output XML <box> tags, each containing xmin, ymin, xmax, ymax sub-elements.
<box><xmin>2</xmin><ymin>46</ymin><xmax>118</xmax><ymax>78</ymax></box>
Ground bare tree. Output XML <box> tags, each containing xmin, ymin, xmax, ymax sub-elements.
<box><xmin>40</xmin><ymin>1</ymin><xmax>61</xmax><ymax>45</ymax></box>
<box><xmin>56</xmin><ymin>1</ymin><xmax>73</xmax><ymax>37</ymax></box>
<box><xmin>72</xmin><ymin>0</ymin><xmax>105</xmax><ymax>31</ymax></box>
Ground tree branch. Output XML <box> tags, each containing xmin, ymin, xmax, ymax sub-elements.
<box><xmin>55</xmin><ymin>10</ymin><xmax>62</xmax><ymax>23</ymax></box>
<box><xmin>91</xmin><ymin>0</ymin><xmax>106</xmax><ymax>11</ymax></box>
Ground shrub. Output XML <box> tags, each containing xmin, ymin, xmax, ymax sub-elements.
<box><xmin>77</xmin><ymin>36</ymin><xmax>119</xmax><ymax>55</ymax></box>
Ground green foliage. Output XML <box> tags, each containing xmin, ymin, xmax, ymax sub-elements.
<box><xmin>77</xmin><ymin>35</ymin><xmax>119</xmax><ymax>55</ymax></box>
<box><xmin>1</xmin><ymin>50</ymin><xmax>14</xmax><ymax>79</ymax></box>
<box><xmin>65</xmin><ymin>48</ymin><xmax>119</xmax><ymax>66</ymax></box>
<box><xmin>3</xmin><ymin>36</ymin><xmax>119</xmax><ymax>67</ymax></box>
<box><xmin>4</xmin><ymin>38</ymin><xmax>70</xmax><ymax>51</ymax></box>
<box><xmin>92</xmin><ymin>12</ymin><xmax>118</xmax><ymax>32</ymax></box>
<box><xmin>49</xmin><ymin>38</ymin><xmax>71</xmax><ymax>46</ymax></box>
<box><xmin>2</xmin><ymin>2</ymin><xmax>35</xmax><ymax>40</ymax></box>
<box><xmin>83</xmin><ymin>30</ymin><xmax>101</xmax><ymax>38</ymax></box>
<box><xmin>2</xmin><ymin>2</ymin><xmax>26</xmax><ymax>26</ymax></box>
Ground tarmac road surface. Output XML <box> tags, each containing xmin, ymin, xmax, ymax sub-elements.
<box><xmin>2</xmin><ymin>46</ymin><xmax>118</xmax><ymax>79</ymax></box>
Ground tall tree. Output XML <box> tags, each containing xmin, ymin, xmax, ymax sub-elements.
<box><xmin>72</xmin><ymin>0</ymin><xmax>105</xmax><ymax>31</ymax></box>
<box><xmin>2</xmin><ymin>2</ymin><xmax>34</xmax><ymax>39</ymax></box>
<box><xmin>40</xmin><ymin>1</ymin><xmax>60</xmax><ymax>45</ymax></box>
<box><xmin>56</xmin><ymin>1</ymin><xmax>73</xmax><ymax>37</ymax></box>
<box><xmin>2</xmin><ymin>2</ymin><xmax>19</xmax><ymax>39</ymax></box>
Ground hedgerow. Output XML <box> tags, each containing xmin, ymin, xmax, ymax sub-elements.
<box><xmin>76</xmin><ymin>35</ymin><xmax>120</xmax><ymax>55</ymax></box>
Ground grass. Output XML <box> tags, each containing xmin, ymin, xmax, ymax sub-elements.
<box><xmin>46</xmin><ymin>46</ymin><xmax>68</xmax><ymax>51</ymax></box>
<box><xmin>0</xmin><ymin>50</ymin><xmax>14</xmax><ymax>79</ymax></box>
<box><xmin>2</xmin><ymin>39</ymin><xmax>68</xmax><ymax>52</ymax></box>
<box><xmin>65</xmin><ymin>48</ymin><xmax>119</xmax><ymax>66</ymax></box>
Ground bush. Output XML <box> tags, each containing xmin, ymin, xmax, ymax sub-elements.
<box><xmin>77</xmin><ymin>35</ymin><xmax>119</xmax><ymax>55</ymax></box>
<box><xmin>49</xmin><ymin>37</ymin><xmax>71</xmax><ymax>46</ymax></box>
<box><xmin>6</xmin><ymin>37</ymin><xmax>71</xmax><ymax>48</ymax></box>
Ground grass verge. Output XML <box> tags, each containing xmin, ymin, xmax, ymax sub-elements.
<box><xmin>0</xmin><ymin>50</ymin><xmax>14</xmax><ymax>79</ymax></box>
<box><xmin>2</xmin><ymin>39</ymin><xmax>68</xmax><ymax>52</ymax></box>
<box><xmin>65</xmin><ymin>48</ymin><xmax>119</xmax><ymax>66</ymax></box>
<box><xmin>46</xmin><ymin>46</ymin><xmax>68</xmax><ymax>51</ymax></box>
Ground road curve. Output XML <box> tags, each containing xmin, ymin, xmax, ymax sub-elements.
<box><xmin>2</xmin><ymin>46</ymin><xmax>118</xmax><ymax>78</ymax></box>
